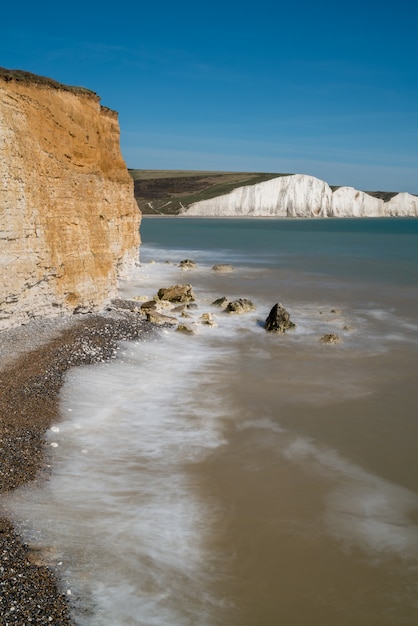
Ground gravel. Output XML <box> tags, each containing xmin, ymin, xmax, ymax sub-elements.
<box><xmin>0</xmin><ymin>306</ymin><xmax>157</xmax><ymax>624</ymax></box>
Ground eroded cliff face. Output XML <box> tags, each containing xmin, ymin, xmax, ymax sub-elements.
<box><xmin>0</xmin><ymin>69</ymin><xmax>140</xmax><ymax>329</ymax></box>
<box><xmin>183</xmin><ymin>175</ymin><xmax>418</xmax><ymax>218</ymax></box>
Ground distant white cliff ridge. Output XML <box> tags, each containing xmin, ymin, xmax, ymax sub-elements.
<box><xmin>182</xmin><ymin>174</ymin><xmax>418</xmax><ymax>218</ymax></box>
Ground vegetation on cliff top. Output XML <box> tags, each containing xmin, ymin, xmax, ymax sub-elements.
<box><xmin>129</xmin><ymin>170</ymin><xmax>290</xmax><ymax>214</ymax></box>
<box><xmin>129</xmin><ymin>170</ymin><xmax>402</xmax><ymax>215</ymax></box>
<box><xmin>0</xmin><ymin>67</ymin><xmax>97</xmax><ymax>98</ymax></box>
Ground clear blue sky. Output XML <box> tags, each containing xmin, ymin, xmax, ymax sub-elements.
<box><xmin>1</xmin><ymin>0</ymin><xmax>417</xmax><ymax>192</ymax></box>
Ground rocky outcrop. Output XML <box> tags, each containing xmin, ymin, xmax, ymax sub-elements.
<box><xmin>0</xmin><ymin>68</ymin><xmax>140</xmax><ymax>330</ymax></box>
<box><xmin>225</xmin><ymin>299</ymin><xmax>256</xmax><ymax>314</ymax></box>
<box><xmin>265</xmin><ymin>303</ymin><xmax>295</xmax><ymax>333</ymax></box>
<box><xmin>157</xmin><ymin>284</ymin><xmax>196</xmax><ymax>303</ymax></box>
<box><xmin>182</xmin><ymin>174</ymin><xmax>418</xmax><ymax>218</ymax></box>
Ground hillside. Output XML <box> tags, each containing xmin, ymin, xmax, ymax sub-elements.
<box><xmin>129</xmin><ymin>170</ymin><xmax>290</xmax><ymax>214</ymax></box>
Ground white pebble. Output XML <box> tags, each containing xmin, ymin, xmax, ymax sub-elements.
<box><xmin>51</xmin><ymin>426</ymin><xmax>60</xmax><ymax>433</ymax></box>
<box><xmin>50</xmin><ymin>442</ymin><xmax>59</xmax><ymax>448</ymax></box>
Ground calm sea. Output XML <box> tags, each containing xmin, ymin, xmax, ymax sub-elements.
<box><xmin>5</xmin><ymin>218</ymin><xmax>418</xmax><ymax>625</ymax></box>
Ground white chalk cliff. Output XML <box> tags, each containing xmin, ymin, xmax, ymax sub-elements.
<box><xmin>182</xmin><ymin>175</ymin><xmax>418</xmax><ymax>218</ymax></box>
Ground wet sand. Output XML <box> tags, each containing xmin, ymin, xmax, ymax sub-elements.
<box><xmin>0</xmin><ymin>309</ymin><xmax>155</xmax><ymax>624</ymax></box>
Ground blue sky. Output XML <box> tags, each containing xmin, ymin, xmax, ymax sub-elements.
<box><xmin>1</xmin><ymin>0</ymin><xmax>417</xmax><ymax>192</ymax></box>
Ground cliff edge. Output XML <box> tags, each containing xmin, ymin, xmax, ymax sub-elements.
<box><xmin>0</xmin><ymin>68</ymin><xmax>141</xmax><ymax>330</ymax></box>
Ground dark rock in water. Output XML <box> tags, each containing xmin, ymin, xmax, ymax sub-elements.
<box><xmin>176</xmin><ymin>323</ymin><xmax>195</xmax><ymax>335</ymax></box>
<box><xmin>157</xmin><ymin>284</ymin><xmax>196</xmax><ymax>303</ymax></box>
<box><xmin>212</xmin><ymin>264</ymin><xmax>234</xmax><ymax>272</ymax></box>
<box><xmin>320</xmin><ymin>333</ymin><xmax>341</xmax><ymax>344</ymax></box>
<box><xmin>140</xmin><ymin>300</ymin><xmax>157</xmax><ymax>311</ymax></box>
<box><xmin>179</xmin><ymin>259</ymin><xmax>196</xmax><ymax>269</ymax></box>
<box><xmin>265</xmin><ymin>303</ymin><xmax>295</xmax><ymax>332</ymax></box>
<box><xmin>212</xmin><ymin>296</ymin><xmax>229</xmax><ymax>307</ymax></box>
<box><xmin>226</xmin><ymin>298</ymin><xmax>256</xmax><ymax>314</ymax></box>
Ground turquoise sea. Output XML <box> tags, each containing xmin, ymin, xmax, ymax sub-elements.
<box><xmin>5</xmin><ymin>217</ymin><xmax>418</xmax><ymax>625</ymax></box>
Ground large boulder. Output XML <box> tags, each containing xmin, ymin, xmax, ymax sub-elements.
<box><xmin>225</xmin><ymin>298</ymin><xmax>256</xmax><ymax>314</ymax></box>
<box><xmin>157</xmin><ymin>284</ymin><xmax>196</xmax><ymax>303</ymax></box>
<box><xmin>265</xmin><ymin>303</ymin><xmax>295</xmax><ymax>332</ymax></box>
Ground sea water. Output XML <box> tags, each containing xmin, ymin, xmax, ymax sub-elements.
<box><xmin>4</xmin><ymin>218</ymin><xmax>418</xmax><ymax>625</ymax></box>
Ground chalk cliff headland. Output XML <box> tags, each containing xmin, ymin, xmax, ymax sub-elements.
<box><xmin>0</xmin><ymin>68</ymin><xmax>141</xmax><ymax>330</ymax></box>
<box><xmin>182</xmin><ymin>174</ymin><xmax>418</xmax><ymax>218</ymax></box>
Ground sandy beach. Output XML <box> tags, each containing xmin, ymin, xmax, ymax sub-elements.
<box><xmin>0</xmin><ymin>308</ymin><xmax>155</xmax><ymax>624</ymax></box>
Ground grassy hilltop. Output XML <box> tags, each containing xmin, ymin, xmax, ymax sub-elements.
<box><xmin>129</xmin><ymin>170</ymin><xmax>290</xmax><ymax>215</ymax></box>
<box><xmin>129</xmin><ymin>169</ymin><xmax>401</xmax><ymax>215</ymax></box>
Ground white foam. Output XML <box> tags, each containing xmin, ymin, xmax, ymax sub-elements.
<box><xmin>7</xmin><ymin>334</ymin><xmax>231</xmax><ymax>625</ymax></box>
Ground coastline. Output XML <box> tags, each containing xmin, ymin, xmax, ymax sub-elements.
<box><xmin>0</xmin><ymin>309</ymin><xmax>156</xmax><ymax>624</ymax></box>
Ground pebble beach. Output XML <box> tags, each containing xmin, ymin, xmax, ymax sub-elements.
<box><xmin>0</xmin><ymin>309</ymin><xmax>155</xmax><ymax>624</ymax></box>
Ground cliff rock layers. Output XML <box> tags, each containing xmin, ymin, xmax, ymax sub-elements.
<box><xmin>183</xmin><ymin>174</ymin><xmax>418</xmax><ymax>218</ymax></box>
<box><xmin>0</xmin><ymin>68</ymin><xmax>140</xmax><ymax>330</ymax></box>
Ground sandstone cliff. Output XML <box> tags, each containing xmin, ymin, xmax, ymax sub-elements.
<box><xmin>0</xmin><ymin>68</ymin><xmax>140</xmax><ymax>330</ymax></box>
<box><xmin>183</xmin><ymin>174</ymin><xmax>418</xmax><ymax>218</ymax></box>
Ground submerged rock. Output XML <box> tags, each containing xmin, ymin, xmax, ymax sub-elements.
<box><xmin>157</xmin><ymin>284</ymin><xmax>196</xmax><ymax>303</ymax></box>
<box><xmin>212</xmin><ymin>296</ymin><xmax>229</xmax><ymax>307</ymax></box>
<box><xmin>265</xmin><ymin>303</ymin><xmax>295</xmax><ymax>333</ymax></box>
<box><xmin>212</xmin><ymin>264</ymin><xmax>234</xmax><ymax>272</ymax></box>
<box><xmin>225</xmin><ymin>299</ymin><xmax>256</xmax><ymax>314</ymax></box>
<box><xmin>320</xmin><ymin>333</ymin><xmax>341</xmax><ymax>344</ymax></box>
<box><xmin>172</xmin><ymin>304</ymin><xmax>187</xmax><ymax>313</ymax></box>
<box><xmin>176</xmin><ymin>323</ymin><xmax>195</xmax><ymax>335</ymax></box>
<box><xmin>200</xmin><ymin>313</ymin><xmax>216</xmax><ymax>326</ymax></box>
